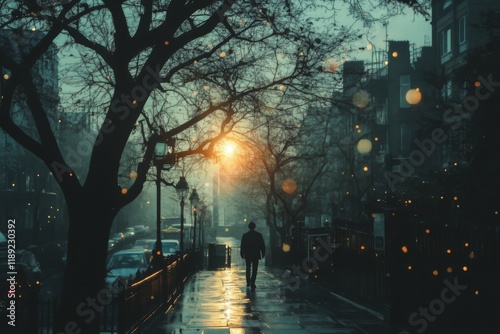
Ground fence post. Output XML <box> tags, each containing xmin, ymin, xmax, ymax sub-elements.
<box><xmin>117</xmin><ymin>282</ymin><xmax>126</xmax><ymax>334</ymax></box>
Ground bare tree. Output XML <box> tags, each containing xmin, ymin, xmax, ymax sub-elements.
<box><xmin>0</xmin><ymin>0</ymin><xmax>427</xmax><ymax>331</ymax></box>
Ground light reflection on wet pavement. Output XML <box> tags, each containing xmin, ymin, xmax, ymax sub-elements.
<box><xmin>150</xmin><ymin>237</ymin><xmax>400</xmax><ymax>334</ymax></box>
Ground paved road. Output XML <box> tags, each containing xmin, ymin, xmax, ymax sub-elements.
<box><xmin>149</xmin><ymin>237</ymin><xmax>406</xmax><ymax>334</ymax></box>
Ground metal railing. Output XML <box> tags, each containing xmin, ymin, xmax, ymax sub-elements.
<box><xmin>38</xmin><ymin>249</ymin><xmax>202</xmax><ymax>333</ymax></box>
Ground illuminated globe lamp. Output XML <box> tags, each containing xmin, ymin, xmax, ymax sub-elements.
<box><xmin>405</xmin><ymin>88</ymin><xmax>422</xmax><ymax>105</ymax></box>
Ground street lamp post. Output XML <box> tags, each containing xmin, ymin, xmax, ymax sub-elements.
<box><xmin>175</xmin><ymin>176</ymin><xmax>189</xmax><ymax>253</ymax></box>
<box><xmin>153</xmin><ymin>138</ymin><xmax>175</xmax><ymax>269</ymax></box>
<box><xmin>189</xmin><ymin>189</ymin><xmax>200</xmax><ymax>249</ymax></box>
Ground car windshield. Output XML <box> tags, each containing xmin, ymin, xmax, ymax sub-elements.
<box><xmin>163</xmin><ymin>242</ymin><xmax>179</xmax><ymax>252</ymax></box>
<box><xmin>150</xmin><ymin>241</ymin><xmax>179</xmax><ymax>254</ymax></box>
<box><xmin>108</xmin><ymin>253</ymin><xmax>145</xmax><ymax>269</ymax></box>
<box><xmin>134</xmin><ymin>239</ymin><xmax>154</xmax><ymax>249</ymax></box>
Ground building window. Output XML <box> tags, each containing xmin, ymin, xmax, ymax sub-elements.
<box><xmin>443</xmin><ymin>0</ymin><xmax>452</xmax><ymax>10</ymax></box>
<box><xmin>458</xmin><ymin>15</ymin><xmax>467</xmax><ymax>53</ymax></box>
<box><xmin>400</xmin><ymin>124</ymin><xmax>412</xmax><ymax>152</ymax></box>
<box><xmin>441</xmin><ymin>80</ymin><xmax>452</xmax><ymax>100</ymax></box>
<box><xmin>400</xmin><ymin>75</ymin><xmax>410</xmax><ymax>108</ymax></box>
<box><xmin>440</xmin><ymin>28</ymin><xmax>452</xmax><ymax>55</ymax></box>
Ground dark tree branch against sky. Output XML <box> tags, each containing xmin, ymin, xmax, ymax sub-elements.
<box><xmin>0</xmin><ymin>1</ymin><xmax>427</xmax><ymax>332</ymax></box>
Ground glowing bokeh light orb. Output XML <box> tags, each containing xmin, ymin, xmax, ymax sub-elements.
<box><xmin>322</xmin><ymin>58</ymin><xmax>339</xmax><ymax>73</ymax></box>
<box><xmin>282</xmin><ymin>243</ymin><xmax>291</xmax><ymax>252</ymax></box>
<box><xmin>405</xmin><ymin>88</ymin><xmax>422</xmax><ymax>105</ymax></box>
<box><xmin>357</xmin><ymin>139</ymin><xmax>372</xmax><ymax>154</ymax></box>
<box><xmin>282</xmin><ymin>179</ymin><xmax>298</xmax><ymax>194</ymax></box>
<box><xmin>130</xmin><ymin>171</ymin><xmax>138</xmax><ymax>179</ymax></box>
<box><xmin>121</xmin><ymin>188</ymin><xmax>128</xmax><ymax>195</ymax></box>
<box><xmin>352</xmin><ymin>89</ymin><xmax>370</xmax><ymax>109</ymax></box>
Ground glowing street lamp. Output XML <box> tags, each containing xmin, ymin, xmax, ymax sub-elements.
<box><xmin>176</xmin><ymin>176</ymin><xmax>189</xmax><ymax>252</ymax></box>
<box><xmin>152</xmin><ymin>138</ymin><xmax>176</xmax><ymax>269</ymax></box>
<box><xmin>189</xmin><ymin>189</ymin><xmax>200</xmax><ymax>249</ymax></box>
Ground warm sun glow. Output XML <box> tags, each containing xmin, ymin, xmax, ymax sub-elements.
<box><xmin>223</xmin><ymin>142</ymin><xmax>236</xmax><ymax>155</ymax></box>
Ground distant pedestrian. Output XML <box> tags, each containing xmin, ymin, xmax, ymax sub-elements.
<box><xmin>240</xmin><ymin>221</ymin><xmax>266</xmax><ymax>289</ymax></box>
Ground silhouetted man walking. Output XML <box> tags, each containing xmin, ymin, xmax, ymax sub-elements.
<box><xmin>240</xmin><ymin>221</ymin><xmax>266</xmax><ymax>289</ymax></box>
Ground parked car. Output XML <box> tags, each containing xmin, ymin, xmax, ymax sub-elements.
<box><xmin>133</xmin><ymin>239</ymin><xmax>155</xmax><ymax>250</ymax></box>
<box><xmin>0</xmin><ymin>231</ymin><xmax>7</xmax><ymax>252</ymax></box>
<box><xmin>151</xmin><ymin>239</ymin><xmax>180</xmax><ymax>257</ymax></box>
<box><xmin>105</xmin><ymin>249</ymin><xmax>152</xmax><ymax>286</ymax></box>
<box><xmin>26</xmin><ymin>242</ymin><xmax>64</xmax><ymax>270</ymax></box>
<box><xmin>133</xmin><ymin>225</ymin><xmax>146</xmax><ymax>236</ymax></box>
<box><xmin>112</xmin><ymin>232</ymin><xmax>125</xmax><ymax>243</ymax></box>
<box><xmin>124</xmin><ymin>227</ymin><xmax>135</xmax><ymax>238</ymax></box>
<box><xmin>0</xmin><ymin>249</ymin><xmax>42</xmax><ymax>299</ymax></box>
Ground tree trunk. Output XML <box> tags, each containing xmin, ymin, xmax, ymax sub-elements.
<box><xmin>53</xmin><ymin>199</ymin><xmax>116</xmax><ymax>334</ymax></box>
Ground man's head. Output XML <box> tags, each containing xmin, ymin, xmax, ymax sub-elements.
<box><xmin>248</xmin><ymin>221</ymin><xmax>256</xmax><ymax>230</ymax></box>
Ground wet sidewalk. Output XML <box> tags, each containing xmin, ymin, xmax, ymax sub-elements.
<box><xmin>150</xmin><ymin>239</ymin><xmax>403</xmax><ymax>334</ymax></box>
